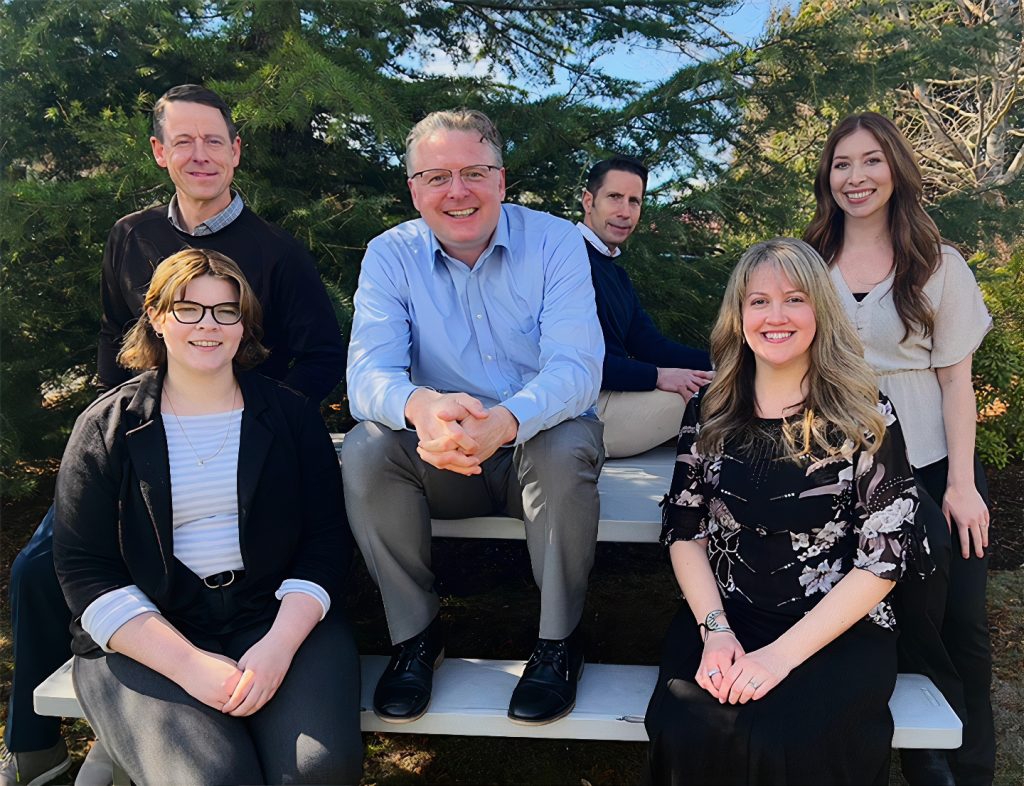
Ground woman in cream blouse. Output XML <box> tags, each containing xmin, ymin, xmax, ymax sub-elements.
<box><xmin>804</xmin><ymin>112</ymin><xmax>993</xmax><ymax>786</ymax></box>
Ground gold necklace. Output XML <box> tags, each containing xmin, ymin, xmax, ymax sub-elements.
<box><xmin>164</xmin><ymin>385</ymin><xmax>238</xmax><ymax>467</ymax></box>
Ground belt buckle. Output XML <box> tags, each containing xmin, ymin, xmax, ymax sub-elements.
<box><xmin>203</xmin><ymin>570</ymin><xmax>236</xmax><ymax>589</ymax></box>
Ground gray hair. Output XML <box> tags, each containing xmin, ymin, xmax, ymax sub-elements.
<box><xmin>405</xmin><ymin>109</ymin><xmax>503</xmax><ymax>175</ymax></box>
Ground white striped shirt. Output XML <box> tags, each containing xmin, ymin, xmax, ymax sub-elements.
<box><xmin>81</xmin><ymin>408</ymin><xmax>330</xmax><ymax>650</ymax></box>
<box><xmin>164</xmin><ymin>409</ymin><xmax>245</xmax><ymax>577</ymax></box>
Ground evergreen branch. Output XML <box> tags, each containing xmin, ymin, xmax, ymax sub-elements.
<box><xmin>446</xmin><ymin>0</ymin><xmax>702</xmax><ymax>12</ymax></box>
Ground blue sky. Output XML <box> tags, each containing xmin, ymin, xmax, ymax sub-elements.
<box><xmin>590</xmin><ymin>1</ymin><xmax>781</xmax><ymax>87</ymax></box>
<box><xmin>411</xmin><ymin>1</ymin><xmax>787</xmax><ymax>92</ymax></box>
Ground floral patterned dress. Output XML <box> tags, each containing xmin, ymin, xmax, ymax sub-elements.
<box><xmin>645</xmin><ymin>390</ymin><xmax>921</xmax><ymax>786</ymax></box>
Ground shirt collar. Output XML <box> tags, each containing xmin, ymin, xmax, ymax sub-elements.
<box><xmin>576</xmin><ymin>221</ymin><xmax>621</xmax><ymax>258</ymax></box>
<box><xmin>430</xmin><ymin>204</ymin><xmax>511</xmax><ymax>268</ymax></box>
<box><xmin>167</xmin><ymin>192</ymin><xmax>244</xmax><ymax>236</ymax></box>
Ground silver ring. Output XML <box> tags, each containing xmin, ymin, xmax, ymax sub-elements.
<box><xmin>747</xmin><ymin>679</ymin><xmax>761</xmax><ymax>689</ymax></box>
<box><xmin>707</xmin><ymin>668</ymin><xmax>720</xmax><ymax>678</ymax></box>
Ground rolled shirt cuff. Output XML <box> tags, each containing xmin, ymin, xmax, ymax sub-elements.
<box><xmin>81</xmin><ymin>585</ymin><xmax>160</xmax><ymax>653</ymax></box>
<box><xmin>275</xmin><ymin>579</ymin><xmax>330</xmax><ymax>620</ymax></box>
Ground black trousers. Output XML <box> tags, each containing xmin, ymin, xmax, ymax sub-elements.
<box><xmin>893</xmin><ymin>455</ymin><xmax>993</xmax><ymax>785</ymax></box>
<box><xmin>918</xmin><ymin>455</ymin><xmax>994</xmax><ymax>786</ymax></box>
<box><xmin>4</xmin><ymin>506</ymin><xmax>69</xmax><ymax>753</ymax></box>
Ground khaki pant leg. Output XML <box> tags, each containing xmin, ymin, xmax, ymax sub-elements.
<box><xmin>597</xmin><ymin>389</ymin><xmax>687</xmax><ymax>458</ymax></box>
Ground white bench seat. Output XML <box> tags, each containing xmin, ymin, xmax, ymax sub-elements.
<box><xmin>34</xmin><ymin>657</ymin><xmax>961</xmax><ymax>748</ymax></box>
<box><xmin>37</xmin><ymin>440</ymin><xmax>960</xmax><ymax>767</ymax></box>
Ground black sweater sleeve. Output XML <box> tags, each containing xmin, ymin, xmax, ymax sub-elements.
<box><xmin>288</xmin><ymin>399</ymin><xmax>352</xmax><ymax>597</ymax></box>
<box><xmin>269</xmin><ymin>237</ymin><xmax>346</xmax><ymax>403</ymax></box>
<box><xmin>595</xmin><ymin>255</ymin><xmax>711</xmax><ymax>391</ymax></box>
<box><xmin>622</xmin><ymin>289</ymin><xmax>712</xmax><ymax>373</ymax></box>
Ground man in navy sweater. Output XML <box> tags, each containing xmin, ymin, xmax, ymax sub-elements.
<box><xmin>2</xmin><ymin>85</ymin><xmax>344</xmax><ymax>786</ymax></box>
<box><xmin>578</xmin><ymin>157</ymin><xmax>713</xmax><ymax>458</ymax></box>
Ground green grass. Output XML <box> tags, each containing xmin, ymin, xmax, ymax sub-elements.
<box><xmin>988</xmin><ymin>570</ymin><xmax>1024</xmax><ymax>784</ymax></box>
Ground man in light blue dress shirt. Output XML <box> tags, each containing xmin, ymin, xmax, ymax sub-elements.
<box><xmin>343</xmin><ymin>109</ymin><xmax>605</xmax><ymax>727</ymax></box>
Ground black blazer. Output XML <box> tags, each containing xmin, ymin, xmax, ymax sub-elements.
<box><xmin>53</xmin><ymin>368</ymin><xmax>352</xmax><ymax>655</ymax></box>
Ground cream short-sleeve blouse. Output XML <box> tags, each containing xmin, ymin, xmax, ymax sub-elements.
<box><xmin>831</xmin><ymin>244</ymin><xmax>992</xmax><ymax>468</ymax></box>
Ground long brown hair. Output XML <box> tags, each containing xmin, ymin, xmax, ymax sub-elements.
<box><xmin>698</xmin><ymin>239</ymin><xmax>886</xmax><ymax>460</ymax></box>
<box><xmin>118</xmin><ymin>248</ymin><xmax>268</xmax><ymax>371</ymax></box>
<box><xmin>803</xmin><ymin>112</ymin><xmax>940</xmax><ymax>340</ymax></box>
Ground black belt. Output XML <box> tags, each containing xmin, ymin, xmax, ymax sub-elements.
<box><xmin>202</xmin><ymin>569</ymin><xmax>244</xmax><ymax>589</ymax></box>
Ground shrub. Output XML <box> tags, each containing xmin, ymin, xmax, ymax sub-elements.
<box><xmin>972</xmin><ymin>240</ymin><xmax>1024</xmax><ymax>469</ymax></box>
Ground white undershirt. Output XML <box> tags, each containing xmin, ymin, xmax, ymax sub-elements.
<box><xmin>576</xmin><ymin>221</ymin><xmax>621</xmax><ymax>258</ymax></box>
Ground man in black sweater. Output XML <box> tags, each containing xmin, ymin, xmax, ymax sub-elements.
<box><xmin>578</xmin><ymin>156</ymin><xmax>713</xmax><ymax>458</ymax></box>
<box><xmin>98</xmin><ymin>85</ymin><xmax>344</xmax><ymax>399</ymax></box>
<box><xmin>2</xmin><ymin>85</ymin><xmax>344</xmax><ymax>786</ymax></box>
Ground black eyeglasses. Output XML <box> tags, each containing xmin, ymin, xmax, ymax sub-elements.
<box><xmin>410</xmin><ymin>164</ymin><xmax>501</xmax><ymax>189</ymax></box>
<box><xmin>171</xmin><ymin>300</ymin><xmax>243</xmax><ymax>325</ymax></box>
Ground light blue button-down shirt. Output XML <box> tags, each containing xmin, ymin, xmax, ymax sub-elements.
<box><xmin>347</xmin><ymin>203</ymin><xmax>604</xmax><ymax>444</ymax></box>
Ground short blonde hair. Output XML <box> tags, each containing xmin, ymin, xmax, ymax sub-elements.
<box><xmin>405</xmin><ymin>109</ymin><xmax>503</xmax><ymax>175</ymax></box>
<box><xmin>117</xmin><ymin>248</ymin><xmax>268</xmax><ymax>372</ymax></box>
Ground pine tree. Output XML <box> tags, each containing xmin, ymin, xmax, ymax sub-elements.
<box><xmin>1</xmin><ymin>0</ymin><xmax>746</xmax><ymax>494</ymax></box>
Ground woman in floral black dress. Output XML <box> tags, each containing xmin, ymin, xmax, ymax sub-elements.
<box><xmin>645</xmin><ymin>238</ymin><xmax>924</xmax><ymax>785</ymax></box>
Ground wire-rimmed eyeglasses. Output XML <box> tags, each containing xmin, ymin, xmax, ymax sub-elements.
<box><xmin>410</xmin><ymin>164</ymin><xmax>501</xmax><ymax>189</ymax></box>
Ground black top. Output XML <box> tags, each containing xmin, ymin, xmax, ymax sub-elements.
<box><xmin>53</xmin><ymin>369</ymin><xmax>352</xmax><ymax>655</ymax></box>
<box><xmin>661</xmin><ymin>390</ymin><xmax>920</xmax><ymax>630</ymax></box>
<box><xmin>585</xmin><ymin>240</ymin><xmax>711</xmax><ymax>391</ymax></box>
<box><xmin>99</xmin><ymin>205</ymin><xmax>345</xmax><ymax>402</ymax></box>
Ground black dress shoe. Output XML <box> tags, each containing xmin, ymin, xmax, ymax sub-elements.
<box><xmin>373</xmin><ymin>616</ymin><xmax>445</xmax><ymax>723</ymax></box>
<box><xmin>507</xmin><ymin>629</ymin><xmax>584</xmax><ymax>725</ymax></box>
<box><xmin>899</xmin><ymin>749</ymin><xmax>956</xmax><ymax>786</ymax></box>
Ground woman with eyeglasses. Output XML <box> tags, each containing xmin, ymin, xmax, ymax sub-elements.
<box><xmin>53</xmin><ymin>249</ymin><xmax>363</xmax><ymax>785</ymax></box>
<box><xmin>646</xmin><ymin>239</ymin><xmax>921</xmax><ymax>785</ymax></box>
<box><xmin>804</xmin><ymin>113</ymin><xmax>993</xmax><ymax>786</ymax></box>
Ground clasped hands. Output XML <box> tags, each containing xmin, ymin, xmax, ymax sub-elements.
<box><xmin>405</xmin><ymin>388</ymin><xmax>518</xmax><ymax>475</ymax></box>
<box><xmin>696</xmin><ymin>629</ymin><xmax>793</xmax><ymax>705</ymax></box>
<box><xmin>180</xmin><ymin>632</ymin><xmax>296</xmax><ymax>717</ymax></box>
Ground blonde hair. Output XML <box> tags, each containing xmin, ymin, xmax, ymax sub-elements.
<box><xmin>405</xmin><ymin>109</ymin><xmax>503</xmax><ymax>175</ymax></box>
<box><xmin>118</xmin><ymin>248</ymin><xmax>268</xmax><ymax>372</ymax></box>
<box><xmin>697</xmin><ymin>238</ymin><xmax>886</xmax><ymax>460</ymax></box>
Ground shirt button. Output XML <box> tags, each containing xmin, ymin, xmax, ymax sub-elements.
<box><xmin>486</xmin><ymin>355</ymin><xmax>493</xmax><ymax>361</ymax></box>
<box><xmin>475</xmin><ymin>314</ymin><xmax>483</xmax><ymax>320</ymax></box>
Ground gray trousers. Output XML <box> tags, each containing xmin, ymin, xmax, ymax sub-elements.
<box><xmin>342</xmin><ymin>416</ymin><xmax>604</xmax><ymax>644</ymax></box>
<box><xmin>73</xmin><ymin>614</ymin><xmax>363</xmax><ymax>785</ymax></box>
